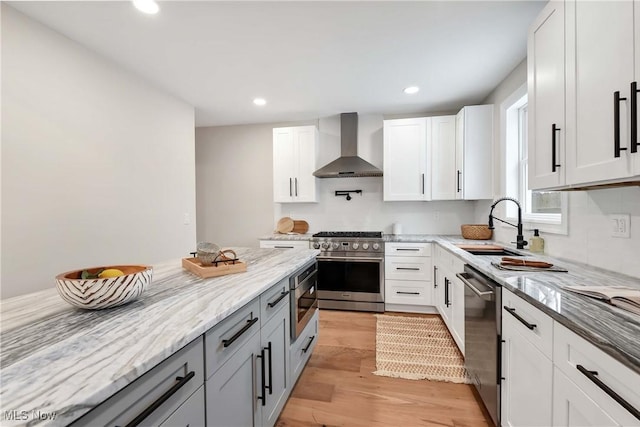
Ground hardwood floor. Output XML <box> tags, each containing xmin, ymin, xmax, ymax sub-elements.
<box><xmin>277</xmin><ymin>310</ymin><xmax>493</xmax><ymax>427</ymax></box>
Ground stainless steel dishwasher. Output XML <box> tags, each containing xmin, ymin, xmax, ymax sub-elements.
<box><xmin>456</xmin><ymin>264</ymin><xmax>501</xmax><ymax>427</ymax></box>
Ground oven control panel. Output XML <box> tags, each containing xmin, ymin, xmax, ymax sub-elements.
<box><xmin>311</xmin><ymin>238</ymin><xmax>384</xmax><ymax>254</ymax></box>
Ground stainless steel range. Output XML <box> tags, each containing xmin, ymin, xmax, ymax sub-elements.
<box><xmin>310</xmin><ymin>231</ymin><xmax>384</xmax><ymax>312</ymax></box>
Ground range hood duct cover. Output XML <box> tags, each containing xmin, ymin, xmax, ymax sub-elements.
<box><xmin>313</xmin><ymin>112</ymin><xmax>383</xmax><ymax>178</ymax></box>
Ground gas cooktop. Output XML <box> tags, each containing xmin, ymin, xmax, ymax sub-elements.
<box><xmin>312</xmin><ymin>231</ymin><xmax>383</xmax><ymax>238</ymax></box>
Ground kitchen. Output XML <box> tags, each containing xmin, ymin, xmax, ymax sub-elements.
<box><xmin>2</xmin><ymin>1</ymin><xmax>640</xmax><ymax>427</ymax></box>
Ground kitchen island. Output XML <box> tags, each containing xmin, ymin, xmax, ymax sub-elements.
<box><xmin>0</xmin><ymin>247</ymin><xmax>319</xmax><ymax>426</ymax></box>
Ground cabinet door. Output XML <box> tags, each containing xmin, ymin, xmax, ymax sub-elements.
<box><xmin>206</xmin><ymin>332</ymin><xmax>261</xmax><ymax>427</ymax></box>
<box><xmin>431</xmin><ymin>115</ymin><xmax>457</xmax><ymax>200</ymax></box>
<box><xmin>450</xmin><ymin>274</ymin><xmax>465</xmax><ymax>354</ymax></box>
<box><xmin>501</xmin><ymin>312</ymin><xmax>552</xmax><ymax>427</ymax></box>
<box><xmin>273</xmin><ymin>128</ymin><xmax>296</xmax><ymax>203</ymax></box>
<box><xmin>383</xmin><ymin>118</ymin><xmax>429</xmax><ymax>201</ymax></box>
<box><xmin>454</xmin><ymin>111</ymin><xmax>464</xmax><ymax>200</ymax></box>
<box><xmin>292</xmin><ymin>126</ymin><xmax>317</xmax><ymax>203</ymax></box>
<box><xmin>260</xmin><ymin>306</ymin><xmax>290</xmax><ymax>427</ymax></box>
<box><xmin>553</xmin><ymin>367</ymin><xmax>622</xmax><ymax>427</ymax></box>
<box><xmin>566</xmin><ymin>0</ymin><xmax>635</xmax><ymax>185</ymax></box>
<box><xmin>460</xmin><ymin>105</ymin><xmax>493</xmax><ymax>200</ymax></box>
<box><xmin>528</xmin><ymin>0</ymin><xmax>566</xmax><ymax>190</ymax></box>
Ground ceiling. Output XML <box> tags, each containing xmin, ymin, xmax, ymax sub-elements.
<box><xmin>8</xmin><ymin>1</ymin><xmax>546</xmax><ymax>127</ymax></box>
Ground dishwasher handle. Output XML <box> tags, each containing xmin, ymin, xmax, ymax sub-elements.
<box><xmin>456</xmin><ymin>272</ymin><xmax>495</xmax><ymax>301</ymax></box>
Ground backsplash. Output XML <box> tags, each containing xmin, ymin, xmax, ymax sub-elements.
<box><xmin>479</xmin><ymin>186</ymin><xmax>640</xmax><ymax>278</ymax></box>
<box><xmin>274</xmin><ymin>177</ymin><xmax>477</xmax><ymax>235</ymax></box>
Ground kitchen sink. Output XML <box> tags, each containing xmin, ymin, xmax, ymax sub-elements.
<box><xmin>455</xmin><ymin>244</ymin><xmax>523</xmax><ymax>257</ymax></box>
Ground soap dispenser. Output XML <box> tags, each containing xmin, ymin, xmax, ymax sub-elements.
<box><xmin>530</xmin><ymin>229</ymin><xmax>544</xmax><ymax>254</ymax></box>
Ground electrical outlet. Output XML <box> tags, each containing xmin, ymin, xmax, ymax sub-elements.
<box><xmin>434</xmin><ymin>211</ymin><xmax>440</xmax><ymax>221</ymax></box>
<box><xmin>610</xmin><ymin>214</ymin><xmax>630</xmax><ymax>238</ymax></box>
<box><xmin>183</xmin><ymin>212</ymin><xmax>190</xmax><ymax>225</ymax></box>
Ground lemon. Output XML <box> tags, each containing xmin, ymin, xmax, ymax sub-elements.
<box><xmin>99</xmin><ymin>268</ymin><xmax>125</xmax><ymax>278</ymax></box>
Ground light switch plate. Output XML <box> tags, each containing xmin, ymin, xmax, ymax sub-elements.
<box><xmin>610</xmin><ymin>214</ymin><xmax>630</xmax><ymax>238</ymax></box>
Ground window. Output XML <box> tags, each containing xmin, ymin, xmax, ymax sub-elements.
<box><xmin>503</xmin><ymin>85</ymin><xmax>567</xmax><ymax>234</ymax></box>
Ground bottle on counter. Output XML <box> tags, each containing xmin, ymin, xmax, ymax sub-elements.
<box><xmin>530</xmin><ymin>229</ymin><xmax>544</xmax><ymax>254</ymax></box>
<box><xmin>392</xmin><ymin>223</ymin><xmax>402</xmax><ymax>235</ymax></box>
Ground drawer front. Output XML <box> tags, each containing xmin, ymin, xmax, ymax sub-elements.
<box><xmin>259</xmin><ymin>240</ymin><xmax>310</xmax><ymax>250</ymax></box>
<box><xmin>434</xmin><ymin>244</ymin><xmax>454</xmax><ymax>270</ymax></box>
<box><xmin>204</xmin><ymin>298</ymin><xmax>261</xmax><ymax>379</ymax></box>
<box><xmin>385</xmin><ymin>242</ymin><xmax>431</xmax><ymax>257</ymax></box>
<box><xmin>502</xmin><ymin>288</ymin><xmax>553</xmax><ymax>358</ymax></box>
<box><xmin>72</xmin><ymin>338</ymin><xmax>204</xmax><ymax>427</ymax></box>
<box><xmin>553</xmin><ymin>322</ymin><xmax>640</xmax><ymax>424</ymax></box>
<box><xmin>385</xmin><ymin>280</ymin><xmax>431</xmax><ymax>305</ymax></box>
<box><xmin>260</xmin><ymin>278</ymin><xmax>291</xmax><ymax>326</ymax></box>
<box><xmin>291</xmin><ymin>309</ymin><xmax>319</xmax><ymax>384</ymax></box>
<box><xmin>385</xmin><ymin>256</ymin><xmax>432</xmax><ymax>281</ymax></box>
<box><xmin>159</xmin><ymin>385</ymin><xmax>205</xmax><ymax>427</ymax></box>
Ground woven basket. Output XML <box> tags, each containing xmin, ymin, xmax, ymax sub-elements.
<box><xmin>461</xmin><ymin>224</ymin><xmax>493</xmax><ymax>240</ymax></box>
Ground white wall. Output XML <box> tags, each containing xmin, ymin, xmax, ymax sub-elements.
<box><xmin>479</xmin><ymin>59</ymin><xmax>640</xmax><ymax>278</ymax></box>
<box><xmin>1</xmin><ymin>5</ymin><xmax>197</xmax><ymax>298</ymax></box>
<box><xmin>196</xmin><ymin>114</ymin><xmax>477</xmax><ymax>247</ymax></box>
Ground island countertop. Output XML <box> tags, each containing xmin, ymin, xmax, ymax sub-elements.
<box><xmin>0</xmin><ymin>247</ymin><xmax>319</xmax><ymax>426</ymax></box>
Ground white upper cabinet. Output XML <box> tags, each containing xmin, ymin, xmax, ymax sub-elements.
<box><xmin>383</xmin><ymin>117</ymin><xmax>431</xmax><ymax>201</ymax></box>
<box><xmin>430</xmin><ymin>115</ymin><xmax>458</xmax><ymax>200</ymax></box>
<box><xmin>528</xmin><ymin>0</ymin><xmax>640</xmax><ymax>190</ymax></box>
<box><xmin>273</xmin><ymin>126</ymin><xmax>318</xmax><ymax>203</ymax></box>
<box><xmin>455</xmin><ymin>105</ymin><xmax>494</xmax><ymax>200</ymax></box>
<box><xmin>565</xmin><ymin>0</ymin><xmax>635</xmax><ymax>185</ymax></box>
<box><xmin>528</xmin><ymin>0</ymin><xmax>567</xmax><ymax>190</ymax></box>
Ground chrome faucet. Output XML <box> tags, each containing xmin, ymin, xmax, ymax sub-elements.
<box><xmin>488</xmin><ymin>197</ymin><xmax>528</xmax><ymax>250</ymax></box>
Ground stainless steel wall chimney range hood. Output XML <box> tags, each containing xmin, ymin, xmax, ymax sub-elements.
<box><xmin>313</xmin><ymin>112</ymin><xmax>383</xmax><ymax>178</ymax></box>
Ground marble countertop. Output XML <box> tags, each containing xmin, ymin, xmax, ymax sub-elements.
<box><xmin>259</xmin><ymin>233</ymin><xmax>314</xmax><ymax>241</ymax></box>
<box><xmin>0</xmin><ymin>247</ymin><xmax>319</xmax><ymax>426</ymax></box>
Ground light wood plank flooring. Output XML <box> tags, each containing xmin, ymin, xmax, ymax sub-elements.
<box><xmin>276</xmin><ymin>310</ymin><xmax>493</xmax><ymax>427</ymax></box>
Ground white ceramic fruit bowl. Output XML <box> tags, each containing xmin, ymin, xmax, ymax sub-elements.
<box><xmin>55</xmin><ymin>265</ymin><xmax>152</xmax><ymax>310</ymax></box>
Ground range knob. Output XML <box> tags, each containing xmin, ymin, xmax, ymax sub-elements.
<box><xmin>372</xmin><ymin>243</ymin><xmax>380</xmax><ymax>250</ymax></box>
<box><xmin>352</xmin><ymin>242</ymin><xmax>359</xmax><ymax>250</ymax></box>
<box><xmin>320</xmin><ymin>242</ymin><xmax>329</xmax><ymax>249</ymax></box>
<box><xmin>332</xmin><ymin>242</ymin><xmax>340</xmax><ymax>250</ymax></box>
<box><xmin>362</xmin><ymin>243</ymin><xmax>370</xmax><ymax>250</ymax></box>
<box><xmin>312</xmin><ymin>242</ymin><xmax>320</xmax><ymax>249</ymax></box>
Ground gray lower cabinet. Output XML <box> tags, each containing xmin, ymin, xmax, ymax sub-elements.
<box><xmin>205</xmin><ymin>282</ymin><xmax>291</xmax><ymax>427</ymax></box>
<box><xmin>206</xmin><ymin>330</ymin><xmax>262</xmax><ymax>427</ymax></box>
<box><xmin>290</xmin><ymin>309</ymin><xmax>318</xmax><ymax>384</ymax></box>
<box><xmin>71</xmin><ymin>337</ymin><xmax>205</xmax><ymax>427</ymax></box>
<box><xmin>159</xmin><ymin>385</ymin><xmax>205</xmax><ymax>427</ymax></box>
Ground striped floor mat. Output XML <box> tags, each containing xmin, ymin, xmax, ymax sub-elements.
<box><xmin>373</xmin><ymin>314</ymin><xmax>471</xmax><ymax>383</ymax></box>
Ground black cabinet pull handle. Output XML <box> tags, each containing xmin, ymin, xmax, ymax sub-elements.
<box><xmin>396</xmin><ymin>291</ymin><xmax>420</xmax><ymax>295</ymax></box>
<box><xmin>614</xmin><ymin>91</ymin><xmax>628</xmax><ymax>158</ymax></box>
<box><xmin>295</xmin><ymin>177</ymin><xmax>298</xmax><ymax>196</ymax></box>
<box><xmin>504</xmin><ymin>306</ymin><xmax>536</xmax><ymax>330</ymax></box>
<box><xmin>266</xmin><ymin>342</ymin><xmax>273</xmax><ymax>395</ymax></box>
<box><xmin>444</xmin><ymin>278</ymin><xmax>450</xmax><ymax>307</ymax></box>
<box><xmin>433</xmin><ymin>266</ymin><xmax>438</xmax><ymax>288</ymax></box>
<box><xmin>421</xmin><ymin>173</ymin><xmax>425</xmax><ymax>194</ymax></box>
<box><xmin>289</xmin><ymin>178</ymin><xmax>293</xmax><ymax>197</ymax></box>
<box><xmin>396</xmin><ymin>267</ymin><xmax>420</xmax><ymax>271</ymax></box>
<box><xmin>257</xmin><ymin>348</ymin><xmax>266</xmax><ymax>406</ymax></box>
<box><xmin>274</xmin><ymin>246</ymin><xmax>294</xmax><ymax>249</ymax></box>
<box><xmin>222</xmin><ymin>317</ymin><xmax>259</xmax><ymax>348</ymax></box>
<box><xmin>632</xmin><ymin>82</ymin><xmax>639</xmax><ymax>154</ymax></box>
<box><xmin>396</xmin><ymin>248</ymin><xmax>420</xmax><ymax>251</ymax></box>
<box><xmin>552</xmin><ymin>124</ymin><xmax>562</xmax><ymax>172</ymax></box>
<box><xmin>302</xmin><ymin>335</ymin><xmax>316</xmax><ymax>353</ymax></box>
<box><xmin>457</xmin><ymin>170</ymin><xmax>462</xmax><ymax>192</ymax></box>
<box><xmin>123</xmin><ymin>371</ymin><xmax>195</xmax><ymax>427</ymax></box>
<box><xmin>577</xmin><ymin>365</ymin><xmax>640</xmax><ymax>421</ymax></box>
<box><xmin>267</xmin><ymin>290</ymin><xmax>290</xmax><ymax>308</ymax></box>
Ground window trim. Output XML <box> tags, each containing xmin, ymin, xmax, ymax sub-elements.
<box><xmin>500</xmin><ymin>83</ymin><xmax>568</xmax><ymax>236</ymax></box>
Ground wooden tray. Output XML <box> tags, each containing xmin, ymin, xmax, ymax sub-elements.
<box><xmin>182</xmin><ymin>257</ymin><xmax>247</xmax><ymax>278</ymax></box>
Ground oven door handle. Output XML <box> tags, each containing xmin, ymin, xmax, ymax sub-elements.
<box><xmin>456</xmin><ymin>272</ymin><xmax>495</xmax><ymax>301</ymax></box>
<box><xmin>317</xmin><ymin>256</ymin><xmax>383</xmax><ymax>262</ymax></box>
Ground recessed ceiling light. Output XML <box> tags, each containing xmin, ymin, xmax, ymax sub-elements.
<box><xmin>133</xmin><ymin>0</ymin><xmax>159</xmax><ymax>15</ymax></box>
<box><xmin>404</xmin><ymin>86</ymin><xmax>420</xmax><ymax>95</ymax></box>
<box><xmin>253</xmin><ymin>98</ymin><xmax>267</xmax><ymax>106</ymax></box>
